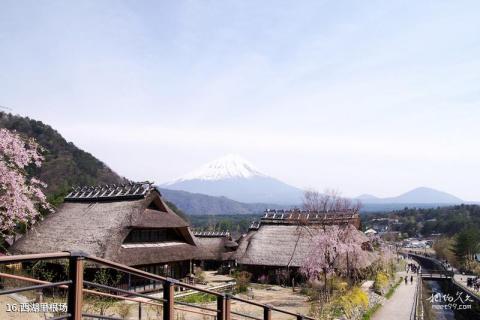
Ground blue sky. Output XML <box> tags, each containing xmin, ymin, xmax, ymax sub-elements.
<box><xmin>1</xmin><ymin>1</ymin><xmax>480</xmax><ymax>200</ymax></box>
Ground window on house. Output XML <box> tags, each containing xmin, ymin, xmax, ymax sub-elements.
<box><xmin>124</xmin><ymin>228</ymin><xmax>183</xmax><ymax>243</ymax></box>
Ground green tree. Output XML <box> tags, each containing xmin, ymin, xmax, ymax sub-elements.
<box><xmin>86</xmin><ymin>269</ymin><xmax>122</xmax><ymax>316</ymax></box>
<box><xmin>452</xmin><ymin>227</ymin><xmax>480</xmax><ymax>266</ymax></box>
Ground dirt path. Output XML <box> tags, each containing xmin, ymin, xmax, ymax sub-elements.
<box><xmin>172</xmin><ymin>284</ymin><xmax>311</xmax><ymax>320</ymax></box>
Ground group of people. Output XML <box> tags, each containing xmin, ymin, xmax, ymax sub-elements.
<box><xmin>466</xmin><ymin>277</ymin><xmax>480</xmax><ymax>292</ymax></box>
<box><xmin>404</xmin><ymin>262</ymin><xmax>419</xmax><ymax>285</ymax></box>
<box><xmin>406</xmin><ymin>262</ymin><xmax>420</xmax><ymax>274</ymax></box>
<box><xmin>404</xmin><ymin>274</ymin><xmax>415</xmax><ymax>285</ymax></box>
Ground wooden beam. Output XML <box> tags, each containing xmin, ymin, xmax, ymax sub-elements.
<box><xmin>225</xmin><ymin>294</ymin><xmax>231</xmax><ymax>320</ymax></box>
<box><xmin>217</xmin><ymin>295</ymin><xmax>225</xmax><ymax>320</ymax></box>
<box><xmin>67</xmin><ymin>255</ymin><xmax>84</xmax><ymax>320</ymax></box>
<box><xmin>264</xmin><ymin>306</ymin><xmax>272</xmax><ymax>320</ymax></box>
<box><xmin>163</xmin><ymin>280</ymin><xmax>174</xmax><ymax>320</ymax></box>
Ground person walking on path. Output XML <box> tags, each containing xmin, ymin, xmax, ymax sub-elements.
<box><xmin>373</xmin><ymin>266</ymin><xmax>417</xmax><ymax>320</ymax></box>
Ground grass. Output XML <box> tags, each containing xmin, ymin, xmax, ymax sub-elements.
<box><xmin>385</xmin><ymin>277</ymin><xmax>403</xmax><ymax>299</ymax></box>
<box><xmin>361</xmin><ymin>303</ymin><xmax>382</xmax><ymax>320</ymax></box>
<box><xmin>176</xmin><ymin>292</ymin><xmax>217</xmax><ymax>304</ymax></box>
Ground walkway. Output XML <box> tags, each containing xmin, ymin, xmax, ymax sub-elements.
<box><xmin>453</xmin><ymin>274</ymin><xmax>480</xmax><ymax>299</ymax></box>
<box><xmin>406</xmin><ymin>250</ymin><xmax>480</xmax><ymax>300</ymax></box>
<box><xmin>372</xmin><ymin>269</ymin><xmax>418</xmax><ymax>320</ymax></box>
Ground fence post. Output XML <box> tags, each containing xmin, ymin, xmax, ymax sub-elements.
<box><xmin>224</xmin><ymin>294</ymin><xmax>231</xmax><ymax>320</ymax></box>
<box><xmin>67</xmin><ymin>252</ymin><xmax>85</xmax><ymax>320</ymax></box>
<box><xmin>217</xmin><ymin>295</ymin><xmax>225</xmax><ymax>320</ymax></box>
<box><xmin>163</xmin><ymin>280</ymin><xmax>174</xmax><ymax>320</ymax></box>
<box><xmin>263</xmin><ymin>305</ymin><xmax>272</xmax><ymax>320</ymax></box>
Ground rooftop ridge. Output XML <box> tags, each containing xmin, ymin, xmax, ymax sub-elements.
<box><xmin>264</xmin><ymin>208</ymin><xmax>357</xmax><ymax>214</ymax></box>
<box><xmin>193</xmin><ymin>231</ymin><xmax>231</xmax><ymax>238</ymax></box>
<box><xmin>247</xmin><ymin>209</ymin><xmax>361</xmax><ymax>230</ymax></box>
<box><xmin>64</xmin><ymin>181</ymin><xmax>154</xmax><ymax>202</ymax></box>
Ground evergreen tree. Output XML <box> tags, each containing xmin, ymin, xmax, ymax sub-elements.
<box><xmin>452</xmin><ymin>227</ymin><xmax>480</xmax><ymax>263</ymax></box>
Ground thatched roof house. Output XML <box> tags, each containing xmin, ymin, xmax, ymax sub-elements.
<box><xmin>193</xmin><ymin>231</ymin><xmax>238</xmax><ymax>263</ymax></box>
<box><xmin>11</xmin><ymin>182</ymin><xmax>202</xmax><ymax>277</ymax></box>
<box><xmin>233</xmin><ymin>210</ymin><xmax>372</xmax><ymax>281</ymax></box>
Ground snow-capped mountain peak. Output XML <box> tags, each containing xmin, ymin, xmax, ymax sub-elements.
<box><xmin>162</xmin><ymin>154</ymin><xmax>303</xmax><ymax>204</ymax></box>
<box><xmin>165</xmin><ymin>154</ymin><xmax>267</xmax><ymax>184</ymax></box>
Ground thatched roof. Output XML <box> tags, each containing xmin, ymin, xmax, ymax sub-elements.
<box><xmin>11</xmin><ymin>183</ymin><xmax>202</xmax><ymax>266</ymax></box>
<box><xmin>193</xmin><ymin>231</ymin><xmax>238</xmax><ymax>261</ymax></box>
<box><xmin>234</xmin><ymin>223</ymin><xmax>373</xmax><ymax>268</ymax></box>
<box><xmin>130</xmin><ymin>209</ymin><xmax>189</xmax><ymax>228</ymax></box>
<box><xmin>258</xmin><ymin>209</ymin><xmax>361</xmax><ymax>229</ymax></box>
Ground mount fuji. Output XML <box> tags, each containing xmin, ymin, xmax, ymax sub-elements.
<box><xmin>162</xmin><ymin>154</ymin><xmax>303</xmax><ymax>204</ymax></box>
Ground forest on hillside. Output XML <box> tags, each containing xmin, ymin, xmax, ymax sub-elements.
<box><xmin>0</xmin><ymin>112</ymin><xmax>125</xmax><ymax>204</ymax></box>
<box><xmin>187</xmin><ymin>214</ymin><xmax>260</xmax><ymax>235</ymax></box>
<box><xmin>362</xmin><ymin>204</ymin><xmax>480</xmax><ymax>237</ymax></box>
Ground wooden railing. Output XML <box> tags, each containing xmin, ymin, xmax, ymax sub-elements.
<box><xmin>0</xmin><ymin>251</ymin><xmax>314</xmax><ymax>320</ymax></box>
<box><xmin>419</xmin><ymin>270</ymin><xmax>453</xmax><ymax>279</ymax></box>
<box><xmin>410</xmin><ymin>275</ymin><xmax>424</xmax><ymax>320</ymax></box>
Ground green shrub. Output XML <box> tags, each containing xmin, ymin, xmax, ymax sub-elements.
<box><xmin>331</xmin><ymin>276</ymin><xmax>348</xmax><ymax>293</ymax></box>
<box><xmin>301</xmin><ymin>286</ymin><xmax>322</xmax><ymax>301</ymax></box>
<box><xmin>177</xmin><ymin>293</ymin><xmax>217</xmax><ymax>304</ymax></box>
<box><xmin>233</xmin><ymin>271</ymin><xmax>252</xmax><ymax>293</ymax></box>
<box><xmin>337</xmin><ymin>287</ymin><xmax>369</xmax><ymax>319</ymax></box>
<box><xmin>362</xmin><ymin>303</ymin><xmax>382</xmax><ymax>320</ymax></box>
<box><xmin>373</xmin><ymin>272</ymin><xmax>389</xmax><ymax>294</ymax></box>
<box><xmin>194</xmin><ymin>266</ymin><xmax>206</xmax><ymax>283</ymax></box>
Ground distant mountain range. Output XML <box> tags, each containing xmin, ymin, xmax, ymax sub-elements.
<box><xmin>162</xmin><ymin>154</ymin><xmax>303</xmax><ymax>204</ymax></box>
<box><xmin>158</xmin><ymin>188</ymin><xmax>288</xmax><ymax>215</ymax></box>
<box><xmin>162</xmin><ymin>154</ymin><xmax>466</xmax><ymax>210</ymax></box>
<box><xmin>356</xmin><ymin>187</ymin><xmax>463</xmax><ymax>204</ymax></box>
<box><xmin>2</xmin><ymin>111</ymin><xmax>469</xmax><ymax>215</ymax></box>
<box><xmin>158</xmin><ymin>185</ymin><xmax>465</xmax><ymax>215</ymax></box>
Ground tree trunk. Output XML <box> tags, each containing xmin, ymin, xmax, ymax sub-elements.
<box><xmin>324</xmin><ymin>270</ymin><xmax>327</xmax><ymax>297</ymax></box>
<box><xmin>346</xmin><ymin>251</ymin><xmax>350</xmax><ymax>284</ymax></box>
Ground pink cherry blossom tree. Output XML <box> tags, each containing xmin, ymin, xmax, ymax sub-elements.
<box><xmin>340</xmin><ymin>224</ymin><xmax>373</xmax><ymax>282</ymax></box>
<box><xmin>300</xmin><ymin>224</ymin><xmax>372</xmax><ymax>294</ymax></box>
<box><xmin>377</xmin><ymin>242</ymin><xmax>396</xmax><ymax>275</ymax></box>
<box><xmin>0</xmin><ymin>128</ymin><xmax>50</xmax><ymax>243</ymax></box>
<box><xmin>301</xmin><ymin>225</ymin><xmax>345</xmax><ymax>282</ymax></box>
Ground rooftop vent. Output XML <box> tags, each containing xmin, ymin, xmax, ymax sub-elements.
<box><xmin>64</xmin><ymin>182</ymin><xmax>153</xmax><ymax>202</ymax></box>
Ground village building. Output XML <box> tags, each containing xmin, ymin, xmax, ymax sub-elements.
<box><xmin>233</xmin><ymin>209</ymin><xmax>372</xmax><ymax>283</ymax></box>
<box><xmin>10</xmin><ymin>182</ymin><xmax>204</xmax><ymax>283</ymax></box>
<box><xmin>193</xmin><ymin>231</ymin><xmax>238</xmax><ymax>271</ymax></box>
<box><xmin>364</xmin><ymin>228</ymin><xmax>378</xmax><ymax>236</ymax></box>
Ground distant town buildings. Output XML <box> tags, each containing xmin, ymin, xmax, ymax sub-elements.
<box><xmin>402</xmin><ymin>238</ymin><xmax>433</xmax><ymax>249</ymax></box>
